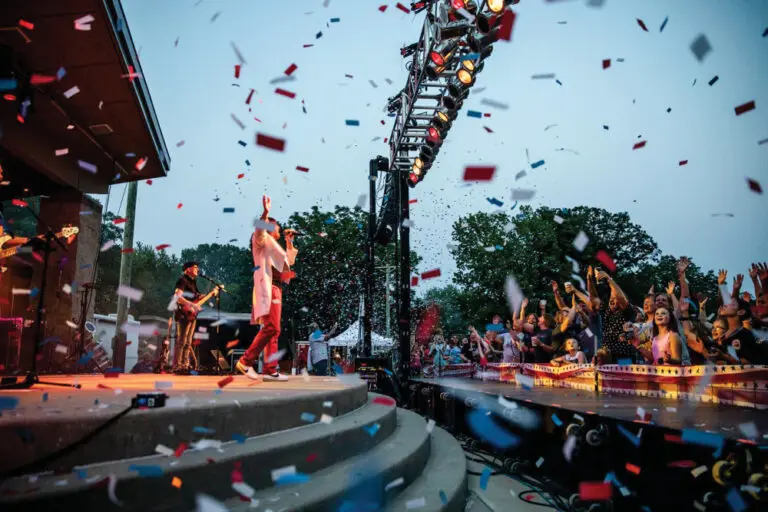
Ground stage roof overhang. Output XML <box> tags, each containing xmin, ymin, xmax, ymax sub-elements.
<box><xmin>0</xmin><ymin>0</ymin><xmax>170</xmax><ymax>196</ymax></box>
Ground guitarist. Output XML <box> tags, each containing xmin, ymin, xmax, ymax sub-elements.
<box><xmin>0</xmin><ymin>223</ymin><xmax>29</xmax><ymax>251</ymax></box>
<box><xmin>172</xmin><ymin>261</ymin><xmax>219</xmax><ymax>374</ymax></box>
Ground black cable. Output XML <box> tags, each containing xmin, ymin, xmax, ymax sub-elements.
<box><xmin>1</xmin><ymin>404</ymin><xmax>133</xmax><ymax>479</ymax></box>
<box><xmin>518</xmin><ymin>490</ymin><xmax>561</xmax><ymax>509</ymax></box>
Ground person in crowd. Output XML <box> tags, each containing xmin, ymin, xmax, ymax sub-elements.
<box><xmin>530</xmin><ymin>314</ymin><xmax>555</xmax><ymax>363</ymax></box>
<box><xmin>308</xmin><ymin>321</ymin><xmax>337</xmax><ymax>376</ymax></box>
<box><xmin>448</xmin><ymin>336</ymin><xmax>470</xmax><ymax>364</ymax></box>
<box><xmin>498</xmin><ymin>319</ymin><xmax>522</xmax><ymax>363</ymax></box>
<box><xmin>646</xmin><ymin>307</ymin><xmax>683</xmax><ymax>365</ymax></box>
<box><xmin>551</xmin><ymin>338</ymin><xmax>587</xmax><ymax>365</ymax></box>
<box><xmin>588</xmin><ymin>267</ymin><xmax>637</xmax><ymax>363</ymax></box>
<box><xmin>429</xmin><ymin>329</ymin><xmax>449</xmax><ymax>372</ymax></box>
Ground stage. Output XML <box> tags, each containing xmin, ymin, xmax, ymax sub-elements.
<box><xmin>411</xmin><ymin>377</ymin><xmax>768</xmax><ymax>441</ymax></box>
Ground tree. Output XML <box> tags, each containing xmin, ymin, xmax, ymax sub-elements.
<box><xmin>180</xmin><ymin>244</ymin><xmax>252</xmax><ymax>313</ymax></box>
<box><xmin>450</xmin><ymin>206</ymin><xmax>662</xmax><ymax>325</ymax></box>
<box><xmin>423</xmin><ymin>285</ymin><xmax>467</xmax><ymax>336</ymax></box>
<box><xmin>618</xmin><ymin>255</ymin><xmax>718</xmax><ymax>305</ymax></box>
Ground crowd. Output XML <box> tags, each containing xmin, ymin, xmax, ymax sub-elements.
<box><xmin>412</xmin><ymin>258</ymin><xmax>768</xmax><ymax>370</ymax></box>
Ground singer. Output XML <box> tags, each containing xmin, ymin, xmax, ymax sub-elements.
<box><xmin>236</xmin><ymin>195</ymin><xmax>298</xmax><ymax>381</ymax></box>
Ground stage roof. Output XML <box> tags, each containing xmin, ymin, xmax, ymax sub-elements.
<box><xmin>0</xmin><ymin>0</ymin><xmax>170</xmax><ymax>195</ymax></box>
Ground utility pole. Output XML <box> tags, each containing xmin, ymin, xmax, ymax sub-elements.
<box><xmin>113</xmin><ymin>181</ymin><xmax>137</xmax><ymax>370</ymax></box>
<box><xmin>396</xmin><ymin>152</ymin><xmax>411</xmax><ymax>380</ymax></box>
<box><xmin>376</xmin><ymin>264</ymin><xmax>395</xmax><ymax>340</ymax></box>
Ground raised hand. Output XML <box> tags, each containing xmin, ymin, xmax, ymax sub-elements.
<box><xmin>521</xmin><ymin>297</ymin><xmax>529</xmax><ymax>309</ymax></box>
<box><xmin>717</xmin><ymin>269</ymin><xmax>727</xmax><ymax>285</ymax></box>
<box><xmin>564</xmin><ymin>282</ymin><xmax>575</xmax><ymax>294</ymax></box>
<box><xmin>758</xmin><ymin>262</ymin><xmax>768</xmax><ymax>281</ymax></box>
<box><xmin>699</xmin><ymin>297</ymin><xmax>708</xmax><ymax>310</ymax></box>
<box><xmin>551</xmin><ymin>280</ymin><xmax>559</xmax><ymax>292</ymax></box>
<box><xmin>586</xmin><ymin>266</ymin><xmax>594</xmax><ymax>280</ymax></box>
<box><xmin>749</xmin><ymin>264</ymin><xmax>759</xmax><ymax>280</ymax></box>
<box><xmin>734</xmin><ymin>274</ymin><xmax>744</xmax><ymax>289</ymax></box>
<box><xmin>677</xmin><ymin>257</ymin><xmax>690</xmax><ymax>275</ymax></box>
<box><xmin>666</xmin><ymin>281</ymin><xmax>676</xmax><ymax>296</ymax></box>
<box><xmin>596</xmin><ymin>270</ymin><xmax>610</xmax><ymax>282</ymax></box>
<box><xmin>262</xmin><ymin>195</ymin><xmax>272</xmax><ymax>215</ymax></box>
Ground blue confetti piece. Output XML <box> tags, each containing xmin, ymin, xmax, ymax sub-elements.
<box><xmin>190</xmin><ymin>370</ymin><xmax>198</xmax><ymax>376</ymax></box>
<box><xmin>222</xmin><ymin>207</ymin><xmax>235</xmax><ymax>213</ymax></box>
<box><xmin>94</xmin><ymin>399</ymin><xmax>100</xmax><ymax>406</ymax></box>
<box><xmin>192</xmin><ymin>426</ymin><xmax>216</xmax><ymax>435</ymax></box>
<box><xmin>56</xmin><ymin>67</ymin><xmax>67</xmax><ymax>81</ymax></box>
<box><xmin>384</xmin><ymin>368</ymin><xmax>393</xmax><ymax>376</ymax></box>
<box><xmin>125</xmin><ymin>152</ymin><xmax>136</xmax><ymax>158</ymax></box>
<box><xmin>467</xmin><ymin>410</ymin><xmax>520</xmax><ymax>449</ymax></box>
<box><xmin>128</xmin><ymin>465</ymin><xmax>164</xmax><ymax>477</ymax></box>
<box><xmin>531</xmin><ymin>160</ymin><xmax>545</xmax><ymax>169</ymax></box>
<box><xmin>0</xmin><ymin>396</ymin><xmax>20</xmax><ymax>410</ymax></box>
<box><xmin>495</xmin><ymin>245</ymin><xmax>503</xmax><ymax>251</ymax></box>
<box><xmin>214</xmin><ymin>389</ymin><xmax>222</xmax><ymax>395</ymax></box>
<box><xmin>485</xmin><ymin>323</ymin><xmax>505</xmax><ymax>332</ymax></box>
<box><xmin>726</xmin><ymin>488</ymin><xmax>747</xmax><ymax>512</ymax></box>
<box><xmin>439</xmin><ymin>490</ymin><xmax>448</xmax><ymax>504</ymax></box>
<box><xmin>80</xmin><ymin>264</ymin><xmax>93</xmax><ymax>270</ymax></box>
<box><xmin>682</xmin><ymin>429</ymin><xmax>724</xmax><ymax>457</ymax></box>
<box><xmin>316</xmin><ymin>31</ymin><xmax>323</xmax><ymax>39</ymax></box>
<box><xmin>276</xmin><ymin>473</ymin><xmax>311</xmax><ymax>486</ymax></box>
<box><xmin>42</xmin><ymin>393</ymin><xmax>48</xmax><ymax>402</ymax></box>
<box><xmin>659</xmin><ymin>16</ymin><xmax>669</xmax><ymax>33</ymax></box>
<box><xmin>252</xmin><ymin>266</ymin><xmax>261</xmax><ymax>272</ymax></box>
<box><xmin>77</xmin><ymin>351</ymin><xmax>93</xmax><ymax>365</ymax></box>
<box><xmin>616</xmin><ymin>424</ymin><xmax>640</xmax><ymax>447</ymax></box>
<box><xmin>324</xmin><ymin>218</ymin><xmax>336</xmax><ymax>224</ymax></box>
<box><xmin>333</xmin><ymin>364</ymin><xmax>343</xmax><ymax>374</ymax></box>
<box><xmin>0</xmin><ymin>78</ymin><xmax>18</xmax><ymax>91</ymax></box>
<box><xmin>556</xmin><ymin>79</ymin><xmax>563</xmax><ymax>86</ymax></box>
<box><xmin>480</xmin><ymin>466</ymin><xmax>492</xmax><ymax>490</ymax></box>
<box><xmin>345</xmin><ymin>119</ymin><xmax>360</xmax><ymax>126</ymax></box>
<box><xmin>364</xmin><ymin>423</ymin><xmax>380</xmax><ymax>437</ymax></box>
<box><xmin>330</xmin><ymin>17</ymin><xmax>340</xmax><ymax>22</ymax></box>
<box><xmin>245</xmin><ymin>159</ymin><xmax>251</xmax><ymax>166</ymax></box>
<box><xmin>301</xmin><ymin>412</ymin><xmax>316</xmax><ymax>422</ymax></box>
<box><xmin>238</xmin><ymin>140</ymin><xmax>247</xmax><ymax>147</ymax></box>
<box><xmin>617</xmin><ymin>358</ymin><xmax>632</xmax><ymax>366</ymax></box>
<box><xmin>30</xmin><ymin>288</ymin><xmax>39</xmax><ymax>298</ymax></box>
<box><xmin>467</xmin><ymin>110</ymin><xmax>482</xmax><ymax>118</ymax></box>
<box><xmin>486</xmin><ymin>197</ymin><xmax>503</xmax><ymax>207</ymax></box>
<box><xmin>75</xmin><ymin>469</ymin><xmax>87</xmax><ymax>479</ymax></box>
<box><xmin>551</xmin><ymin>413</ymin><xmax>563</xmax><ymax>427</ymax></box>
<box><xmin>40</xmin><ymin>336</ymin><xmax>61</xmax><ymax>346</ymax></box>
<box><xmin>232</xmin><ymin>433</ymin><xmax>247</xmax><ymax>444</ymax></box>
<box><xmin>510</xmin><ymin>201</ymin><xmax>518</xmax><ymax>211</ymax></box>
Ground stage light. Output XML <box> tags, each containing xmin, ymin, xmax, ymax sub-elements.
<box><xmin>476</xmin><ymin>13</ymin><xmax>501</xmax><ymax>35</ymax></box>
<box><xmin>465</xmin><ymin>1</ymin><xmax>479</xmax><ymax>14</ymax></box>
<box><xmin>451</xmin><ymin>0</ymin><xmax>465</xmax><ymax>9</ymax></box>
<box><xmin>433</xmin><ymin>111</ymin><xmax>452</xmax><ymax>131</ymax></box>
<box><xmin>468</xmin><ymin>32</ymin><xmax>497</xmax><ymax>52</ymax></box>
<box><xmin>414</xmin><ymin>157</ymin><xmax>425</xmax><ymax>170</ymax></box>
<box><xmin>447</xmin><ymin>78</ymin><xmax>470</xmax><ymax>100</ymax></box>
<box><xmin>429</xmin><ymin>40</ymin><xmax>456</xmax><ymax>66</ymax></box>
<box><xmin>428</xmin><ymin>126</ymin><xmax>441</xmax><ymax>140</ymax></box>
<box><xmin>457</xmin><ymin>68</ymin><xmax>475</xmax><ymax>86</ymax></box>
<box><xmin>412</xmin><ymin>164</ymin><xmax>421</xmax><ymax>176</ymax></box>
<box><xmin>425</xmin><ymin>62</ymin><xmax>446</xmax><ymax>80</ymax></box>
<box><xmin>420</xmin><ymin>145</ymin><xmax>434</xmax><ymax>161</ymax></box>
<box><xmin>487</xmin><ymin>0</ymin><xmax>511</xmax><ymax>14</ymax></box>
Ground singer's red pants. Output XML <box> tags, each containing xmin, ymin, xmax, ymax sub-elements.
<box><xmin>240</xmin><ymin>285</ymin><xmax>280</xmax><ymax>374</ymax></box>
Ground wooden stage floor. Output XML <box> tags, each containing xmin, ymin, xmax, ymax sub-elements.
<box><xmin>411</xmin><ymin>377</ymin><xmax>768</xmax><ymax>442</ymax></box>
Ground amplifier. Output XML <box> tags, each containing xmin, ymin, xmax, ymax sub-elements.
<box><xmin>0</xmin><ymin>317</ymin><xmax>23</xmax><ymax>372</ymax></box>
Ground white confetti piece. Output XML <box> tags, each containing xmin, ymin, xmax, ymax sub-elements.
<box><xmin>385</xmin><ymin>477</ymin><xmax>405</xmax><ymax>491</ymax></box>
<box><xmin>535</xmin><ymin>457</ymin><xmax>545</xmax><ymax>468</ymax></box>
<box><xmin>266</xmin><ymin>348</ymin><xmax>286</xmax><ymax>363</ymax></box>
<box><xmin>55</xmin><ymin>344</ymin><xmax>69</xmax><ymax>354</ymax></box>
<box><xmin>63</xmin><ymin>86</ymin><xmax>80</xmax><ymax>98</ymax></box>
<box><xmin>66</xmin><ymin>320</ymin><xmax>78</xmax><ymax>329</ymax></box>
<box><xmin>515</xmin><ymin>373</ymin><xmax>535</xmax><ymax>390</ymax></box>
<box><xmin>12</xmin><ymin>288</ymin><xmax>31</xmax><ymax>295</ymax></box>
<box><xmin>55</xmin><ymin>148</ymin><xmax>69</xmax><ymax>156</ymax></box>
<box><xmin>504</xmin><ymin>276</ymin><xmax>525</xmax><ymax>316</ymax></box>
<box><xmin>77</xmin><ymin>160</ymin><xmax>97</xmax><ymax>173</ymax></box>
<box><xmin>553</xmin><ymin>215</ymin><xmax>564</xmax><ymax>224</ymax></box>
<box><xmin>155</xmin><ymin>444</ymin><xmax>174</xmax><ymax>456</ymax></box>
<box><xmin>231</xmin><ymin>113</ymin><xmax>245</xmax><ymax>130</ymax></box>
<box><xmin>74</xmin><ymin>14</ymin><xmax>95</xmax><ymax>26</ymax></box>
<box><xmin>563</xmin><ymin>435</ymin><xmax>577</xmax><ymax>462</ymax></box>
<box><xmin>368</xmin><ymin>80</ymin><xmax>378</xmax><ymax>88</ymax></box>
<box><xmin>691</xmin><ymin>465</ymin><xmax>708</xmax><ymax>478</ymax></box>
<box><xmin>320</xmin><ymin>414</ymin><xmax>333</xmax><ymax>424</ymax></box>
<box><xmin>406</xmin><ymin>497</ymin><xmax>426</xmax><ymax>509</ymax></box>
<box><xmin>271</xmin><ymin>465</ymin><xmax>296</xmax><ymax>482</ymax></box>
<box><xmin>426</xmin><ymin>419</ymin><xmax>436</xmax><ymax>433</ymax></box>
<box><xmin>196</xmin><ymin>494</ymin><xmax>228</xmax><ymax>512</ymax></box>
<box><xmin>62</xmin><ymin>284</ymin><xmax>72</xmax><ymax>294</ymax></box>
<box><xmin>117</xmin><ymin>284</ymin><xmax>144</xmax><ymax>302</ymax></box>
<box><xmin>232</xmin><ymin>481</ymin><xmax>255</xmax><ymax>498</ymax></box>
<box><xmin>511</xmin><ymin>189</ymin><xmax>535</xmax><ymax>201</ymax></box>
<box><xmin>108</xmin><ymin>474</ymin><xmax>124</xmax><ymax>506</ymax></box>
<box><xmin>100</xmin><ymin>240</ymin><xmax>115</xmax><ymax>252</ymax></box>
<box><xmin>572</xmin><ymin>231</ymin><xmax>589</xmax><ymax>252</ymax></box>
<box><xmin>480</xmin><ymin>98</ymin><xmax>509</xmax><ymax>110</ymax></box>
<box><xmin>323</xmin><ymin>401</ymin><xmax>333</xmax><ymax>408</ymax></box>
<box><xmin>531</xmin><ymin>73</ymin><xmax>556</xmax><ymax>80</ymax></box>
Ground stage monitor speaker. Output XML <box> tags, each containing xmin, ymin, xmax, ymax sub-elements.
<box><xmin>0</xmin><ymin>317</ymin><xmax>23</xmax><ymax>372</ymax></box>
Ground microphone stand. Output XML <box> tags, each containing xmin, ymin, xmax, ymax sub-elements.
<box><xmin>0</xmin><ymin>206</ymin><xmax>80</xmax><ymax>390</ymax></box>
<box><xmin>199</xmin><ymin>274</ymin><xmax>227</xmax><ymax>373</ymax></box>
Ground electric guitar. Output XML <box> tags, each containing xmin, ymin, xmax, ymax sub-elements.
<box><xmin>0</xmin><ymin>225</ymin><xmax>80</xmax><ymax>260</ymax></box>
<box><xmin>179</xmin><ymin>285</ymin><xmax>224</xmax><ymax>321</ymax></box>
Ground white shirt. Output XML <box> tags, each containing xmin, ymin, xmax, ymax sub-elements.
<box><xmin>250</xmin><ymin>229</ymin><xmax>297</xmax><ymax>323</ymax></box>
<box><xmin>309</xmin><ymin>331</ymin><xmax>329</xmax><ymax>364</ymax></box>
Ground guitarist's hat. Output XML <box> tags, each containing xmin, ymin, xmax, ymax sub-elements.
<box><xmin>183</xmin><ymin>261</ymin><xmax>199</xmax><ymax>271</ymax></box>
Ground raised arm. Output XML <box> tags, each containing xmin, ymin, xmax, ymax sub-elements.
<box><xmin>749</xmin><ymin>264</ymin><xmax>763</xmax><ymax>297</ymax></box>
<box><xmin>551</xmin><ymin>281</ymin><xmax>567</xmax><ymax>310</ymax></box>
<box><xmin>677</xmin><ymin>257</ymin><xmax>691</xmax><ymax>302</ymax></box>
<box><xmin>254</xmin><ymin>195</ymin><xmax>272</xmax><ymax>241</ymax></box>
<box><xmin>597</xmin><ymin>270</ymin><xmax>628</xmax><ymax>309</ymax></box>
<box><xmin>566</xmin><ymin>281</ymin><xmax>594</xmax><ymax>312</ymax></box>
<box><xmin>586</xmin><ymin>266</ymin><xmax>599</xmax><ymax>302</ymax></box>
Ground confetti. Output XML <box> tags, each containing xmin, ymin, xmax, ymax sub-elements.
<box><xmin>467</xmin><ymin>110</ymin><xmax>482</xmax><ymax>119</ymax></box>
<box><xmin>690</xmin><ymin>34</ymin><xmax>712</xmax><ymax>62</ymax></box>
<box><xmin>256</xmin><ymin>133</ymin><xmax>285</xmax><ymax>152</ymax></box>
<box><xmin>396</xmin><ymin>2</ymin><xmax>410</xmax><ymax>13</ymax></box>
<box><xmin>421</xmin><ymin>269</ymin><xmax>441</xmax><ymax>280</ymax></box>
<box><xmin>572</xmin><ymin>231</ymin><xmax>589</xmax><ymax>252</ymax></box>
<box><xmin>117</xmin><ymin>285</ymin><xmax>144</xmax><ymax>302</ymax></box>
<box><xmin>171</xmin><ymin>476</ymin><xmax>182</xmax><ymax>488</ymax></box>
<box><xmin>746</xmin><ymin>178</ymin><xmax>762</xmax><ymax>194</ymax></box>
<box><xmin>30</xmin><ymin>74</ymin><xmax>55</xmax><ymax>85</ymax></box>
<box><xmin>679</xmin><ymin>160</ymin><xmax>688</xmax><ymax>166</ymax></box>
<box><xmin>659</xmin><ymin>16</ymin><xmax>669</xmax><ymax>32</ymax></box>
<box><xmin>345</xmin><ymin>119</ymin><xmax>360</xmax><ymax>126</ymax></box>
<box><xmin>511</xmin><ymin>189</ymin><xmax>535</xmax><ymax>201</ymax></box>
<box><xmin>78</xmin><ymin>160</ymin><xmax>97</xmax><ymax>173</ymax></box>
<box><xmin>531</xmin><ymin>73</ymin><xmax>556</xmax><ymax>80</ymax></box>
<box><xmin>734</xmin><ymin>100</ymin><xmax>755</xmax><ymax>116</ymax></box>
<box><xmin>296</xmin><ymin>166</ymin><xmax>309</xmax><ymax>172</ymax></box>
<box><xmin>63</xmin><ymin>86</ymin><xmax>81</xmax><ymax>99</ymax></box>
<box><xmin>301</xmin><ymin>412</ymin><xmax>316</xmax><ymax>422</ymax></box>
<box><xmin>107</xmin><ymin>475</ymin><xmax>124</xmax><ymax>506</ymax></box>
<box><xmin>480</xmin><ymin>98</ymin><xmax>508</xmax><ymax>110</ymax></box>
<box><xmin>379</xmin><ymin>5</ymin><xmax>388</xmax><ymax>12</ymax></box>
<box><xmin>633</xmin><ymin>140</ymin><xmax>647</xmax><ymax>150</ymax></box>
<box><xmin>625</xmin><ymin>463</ymin><xmax>641</xmax><ymax>475</ymax></box>
<box><xmin>708</xmin><ymin>75</ymin><xmax>719</xmax><ymax>86</ymax></box>
<box><xmin>364</xmin><ymin>423</ymin><xmax>380</xmax><ymax>436</ymax></box>
<box><xmin>497</xmin><ymin>9</ymin><xmax>516</xmax><ymax>41</ymax></box>
<box><xmin>602</xmin><ymin>59</ymin><xmax>610</xmax><ymax>69</ymax></box>
<box><xmin>275</xmin><ymin>88</ymin><xmax>296</xmax><ymax>99</ymax></box>
<box><xmin>579</xmin><ymin>481</ymin><xmax>612</xmax><ymax>501</ymax></box>
<box><xmin>218</xmin><ymin>376</ymin><xmax>234</xmax><ymax>388</ymax></box>
<box><xmin>531</xmin><ymin>160</ymin><xmax>545</xmax><ymax>169</ymax></box>
<box><xmin>463</xmin><ymin>165</ymin><xmax>495</xmax><ymax>181</ymax></box>
<box><xmin>636</xmin><ymin>18</ymin><xmax>649</xmax><ymax>32</ymax></box>
<box><xmin>595</xmin><ymin>250</ymin><xmax>616</xmax><ymax>272</ymax></box>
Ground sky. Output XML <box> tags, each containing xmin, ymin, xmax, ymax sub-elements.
<box><xmin>111</xmin><ymin>0</ymin><xmax>768</xmax><ymax>296</ymax></box>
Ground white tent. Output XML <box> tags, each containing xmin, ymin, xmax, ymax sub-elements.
<box><xmin>328</xmin><ymin>320</ymin><xmax>394</xmax><ymax>349</ymax></box>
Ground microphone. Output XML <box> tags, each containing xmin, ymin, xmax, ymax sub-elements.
<box><xmin>283</xmin><ymin>229</ymin><xmax>305</xmax><ymax>236</ymax></box>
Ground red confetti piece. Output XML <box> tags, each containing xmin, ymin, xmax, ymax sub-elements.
<box><xmin>218</xmin><ymin>375</ymin><xmax>234</xmax><ymax>388</ymax></box>
<box><xmin>626</xmin><ymin>463</ymin><xmax>641</xmax><ymax>475</ymax></box>
<box><xmin>595</xmin><ymin>250</ymin><xmax>616</xmax><ymax>272</ymax></box>
<box><xmin>104</xmin><ymin>372</ymin><xmax>120</xmax><ymax>379</ymax></box>
<box><xmin>411</xmin><ymin>276</ymin><xmax>419</xmax><ymax>287</ymax></box>
<box><xmin>303</xmin><ymin>44</ymin><xmax>314</xmax><ymax>48</ymax></box>
<box><xmin>483</xmin><ymin>126</ymin><xmax>494</xmax><ymax>133</ymax></box>
<box><xmin>306</xmin><ymin>453</ymin><xmax>318</xmax><ymax>463</ymax></box>
<box><xmin>97</xmin><ymin>383</ymin><xmax>112</xmax><ymax>389</ymax></box>
<box><xmin>135</xmin><ymin>157</ymin><xmax>147</xmax><ymax>171</ymax></box>
<box><xmin>113</xmin><ymin>217</ymin><xmax>127</xmax><ymax>225</ymax></box>
<box><xmin>463</xmin><ymin>165</ymin><xmax>496</xmax><ymax>181</ymax></box>
<box><xmin>256</xmin><ymin>133</ymin><xmax>286</xmax><ymax>152</ymax></box>
<box><xmin>121</xmin><ymin>248</ymin><xmax>134</xmax><ymax>254</ymax></box>
<box><xmin>396</xmin><ymin>3</ymin><xmax>410</xmax><ymax>13</ymax></box>
<box><xmin>30</xmin><ymin>74</ymin><xmax>55</xmax><ymax>85</ymax></box>
<box><xmin>177</xmin><ymin>203</ymin><xmax>183</xmax><ymax>209</ymax></box>
<box><xmin>421</xmin><ymin>269</ymin><xmax>441</xmax><ymax>280</ymax></box>
<box><xmin>234</xmin><ymin>65</ymin><xmax>241</xmax><ymax>78</ymax></box>
<box><xmin>678</xmin><ymin>160</ymin><xmax>688</xmax><ymax>166</ymax></box>
<box><xmin>237</xmin><ymin>173</ymin><xmax>245</xmax><ymax>179</ymax></box>
<box><xmin>174</xmin><ymin>442</ymin><xmax>188</xmax><ymax>457</ymax></box>
<box><xmin>664</xmin><ymin>434</ymin><xmax>683</xmax><ymax>443</ymax></box>
<box><xmin>372</xmin><ymin>396</ymin><xmax>396</xmax><ymax>406</ymax></box>
<box><xmin>409</xmin><ymin>199</ymin><xmax>417</xmax><ymax>204</ymax></box>
<box><xmin>155</xmin><ymin>244</ymin><xmax>171</xmax><ymax>250</ymax></box>
<box><xmin>483</xmin><ymin>113</ymin><xmax>491</xmax><ymax>117</ymax></box>
<box><xmin>380</xmin><ymin>120</ymin><xmax>386</xmax><ymax>125</ymax></box>
<box><xmin>383</xmin><ymin>137</ymin><xmax>388</xmax><ymax>143</ymax></box>
<box><xmin>275</xmin><ymin>88</ymin><xmax>296</xmax><ymax>99</ymax></box>
<box><xmin>480</xmin><ymin>356</ymin><xmax>488</xmax><ymax>366</ymax></box>
<box><xmin>379</xmin><ymin>5</ymin><xmax>388</xmax><ymax>12</ymax></box>
<box><xmin>579</xmin><ymin>482</ymin><xmax>612</xmax><ymax>501</ymax></box>
<box><xmin>632</xmin><ymin>140</ymin><xmax>647</xmax><ymax>150</ymax></box>
<box><xmin>497</xmin><ymin>10</ymin><xmax>517</xmax><ymax>41</ymax></box>
<box><xmin>226</xmin><ymin>340</ymin><xmax>240</xmax><ymax>349</ymax></box>
<box><xmin>245</xmin><ymin>89</ymin><xmax>255</xmax><ymax>104</ymax></box>
<box><xmin>11</xmin><ymin>199</ymin><xmax>28</xmax><ymax>207</ymax></box>
<box><xmin>667</xmin><ymin>460</ymin><xmax>696</xmax><ymax>468</ymax></box>
<box><xmin>734</xmin><ymin>100</ymin><xmax>755</xmax><ymax>116</ymax></box>
<box><xmin>296</xmin><ymin>166</ymin><xmax>309</xmax><ymax>172</ymax></box>
<box><xmin>747</xmin><ymin>178</ymin><xmax>762</xmax><ymax>194</ymax></box>
<box><xmin>19</xmin><ymin>19</ymin><xmax>34</xmax><ymax>30</ymax></box>
<box><xmin>254</xmin><ymin>117</ymin><xmax>262</xmax><ymax>123</ymax></box>
<box><xmin>146</xmin><ymin>179</ymin><xmax>153</xmax><ymax>185</ymax></box>
<box><xmin>637</xmin><ymin>18</ymin><xmax>649</xmax><ymax>32</ymax></box>
<box><xmin>284</xmin><ymin>63</ymin><xmax>297</xmax><ymax>76</ymax></box>
<box><xmin>602</xmin><ymin>59</ymin><xmax>611</xmax><ymax>69</ymax></box>
<box><xmin>16</xmin><ymin>114</ymin><xmax>24</xmax><ymax>124</ymax></box>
